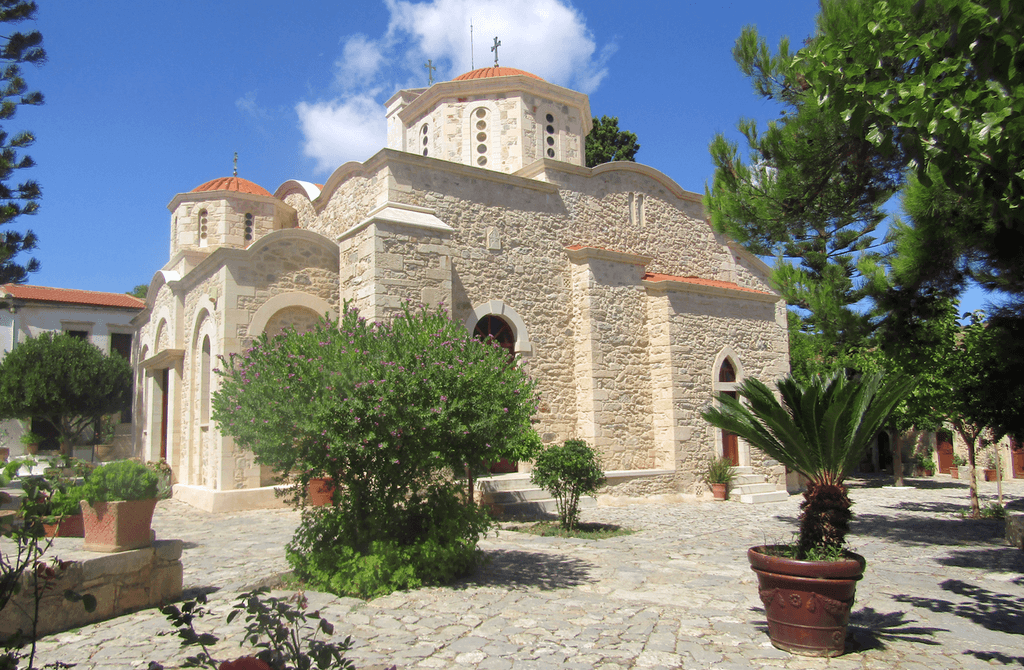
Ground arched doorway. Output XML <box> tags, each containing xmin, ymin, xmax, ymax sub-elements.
<box><xmin>473</xmin><ymin>315</ymin><xmax>517</xmax><ymax>473</ymax></box>
<box><xmin>717</xmin><ymin>358</ymin><xmax>739</xmax><ymax>466</ymax></box>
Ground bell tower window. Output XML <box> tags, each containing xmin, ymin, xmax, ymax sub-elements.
<box><xmin>244</xmin><ymin>213</ymin><xmax>253</xmax><ymax>242</ymax></box>
<box><xmin>474</xmin><ymin>108</ymin><xmax>488</xmax><ymax>166</ymax></box>
<box><xmin>198</xmin><ymin>209</ymin><xmax>209</xmax><ymax>248</ymax></box>
<box><xmin>545</xmin><ymin>113</ymin><xmax>557</xmax><ymax>159</ymax></box>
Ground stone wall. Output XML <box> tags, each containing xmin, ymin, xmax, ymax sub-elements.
<box><xmin>0</xmin><ymin>540</ymin><xmax>183</xmax><ymax>639</ymax></box>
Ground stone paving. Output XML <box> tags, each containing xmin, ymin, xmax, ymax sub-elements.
<box><xmin>26</xmin><ymin>475</ymin><xmax>1024</xmax><ymax>669</ymax></box>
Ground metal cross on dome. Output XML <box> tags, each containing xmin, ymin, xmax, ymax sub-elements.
<box><xmin>491</xmin><ymin>37</ymin><xmax>500</xmax><ymax>67</ymax></box>
<box><xmin>424</xmin><ymin>59</ymin><xmax>436</xmax><ymax>85</ymax></box>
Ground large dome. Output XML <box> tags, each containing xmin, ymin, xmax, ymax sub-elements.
<box><xmin>191</xmin><ymin>176</ymin><xmax>271</xmax><ymax>197</ymax></box>
<box><xmin>453</xmin><ymin>67</ymin><xmax>544</xmax><ymax>82</ymax></box>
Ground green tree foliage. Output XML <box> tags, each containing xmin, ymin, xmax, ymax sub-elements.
<box><xmin>0</xmin><ymin>1</ymin><xmax>45</xmax><ymax>284</ymax></box>
<box><xmin>213</xmin><ymin>304</ymin><xmax>541</xmax><ymax>596</ymax></box>
<box><xmin>705</xmin><ymin>18</ymin><xmax>904</xmax><ymax>374</ymax></box>
<box><xmin>530</xmin><ymin>439</ymin><xmax>605</xmax><ymax>531</ymax></box>
<box><xmin>702</xmin><ymin>372</ymin><xmax>914</xmax><ymax>557</ymax></box>
<box><xmin>799</xmin><ymin>0</ymin><xmax>1023</xmax><ymax>307</ymax></box>
<box><xmin>0</xmin><ymin>332</ymin><xmax>132</xmax><ymax>454</ymax></box>
<box><xmin>585</xmin><ymin>115</ymin><xmax>640</xmax><ymax>167</ymax></box>
<box><xmin>127</xmin><ymin>284</ymin><xmax>147</xmax><ymax>300</ymax></box>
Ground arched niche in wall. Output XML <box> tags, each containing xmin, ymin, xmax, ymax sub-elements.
<box><xmin>464</xmin><ymin>299</ymin><xmax>533</xmax><ymax>356</ymax></box>
<box><xmin>711</xmin><ymin>347</ymin><xmax>745</xmax><ymax>466</ymax></box>
<box><xmin>248</xmin><ymin>292</ymin><xmax>337</xmax><ymax>338</ymax></box>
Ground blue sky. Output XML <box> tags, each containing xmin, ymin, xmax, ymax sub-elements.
<box><xmin>15</xmin><ymin>0</ymin><xmax>990</xmax><ymax>312</ymax></box>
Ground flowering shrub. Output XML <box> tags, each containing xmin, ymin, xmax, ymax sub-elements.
<box><xmin>213</xmin><ymin>303</ymin><xmax>540</xmax><ymax>594</ymax></box>
<box><xmin>530</xmin><ymin>440</ymin><xmax>605</xmax><ymax>531</ymax></box>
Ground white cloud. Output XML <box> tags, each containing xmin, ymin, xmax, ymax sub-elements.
<box><xmin>296</xmin><ymin>95</ymin><xmax>387</xmax><ymax>173</ymax></box>
<box><xmin>335</xmin><ymin>34</ymin><xmax>386</xmax><ymax>89</ymax></box>
<box><xmin>295</xmin><ymin>0</ymin><xmax>611</xmax><ymax>174</ymax></box>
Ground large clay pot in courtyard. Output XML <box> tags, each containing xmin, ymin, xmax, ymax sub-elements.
<box><xmin>43</xmin><ymin>514</ymin><xmax>85</xmax><ymax>538</ymax></box>
<box><xmin>711</xmin><ymin>483</ymin><xmax>728</xmax><ymax>500</ymax></box>
<box><xmin>81</xmin><ymin>499</ymin><xmax>158</xmax><ymax>552</ymax></box>
<box><xmin>748</xmin><ymin>546</ymin><xmax>865</xmax><ymax>657</ymax></box>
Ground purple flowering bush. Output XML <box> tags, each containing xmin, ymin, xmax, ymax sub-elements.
<box><xmin>213</xmin><ymin>303</ymin><xmax>540</xmax><ymax>596</ymax></box>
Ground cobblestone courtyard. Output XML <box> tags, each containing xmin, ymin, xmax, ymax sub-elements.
<box><xmin>30</xmin><ymin>476</ymin><xmax>1024</xmax><ymax>669</ymax></box>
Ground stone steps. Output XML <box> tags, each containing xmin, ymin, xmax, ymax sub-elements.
<box><xmin>476</xmin><ymin>473</ymin><xmax>596</xmax><ymax>518</ymax></box>
<box><xmin>730</xmin><ymin>466</ymin><xmax>789</xmax><ymax>504</ymax></box>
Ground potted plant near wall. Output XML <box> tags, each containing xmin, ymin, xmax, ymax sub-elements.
<box><xmin>704</xmin><ymin>457</ymin><xmax>734</xmax><ymax>500</ymax></box>
<box><xmin>916</xmin><ymin>454</ymin><xmax>936</xmax><ymax>477</ymax></box>
<box><xmin>983</xmin><ymin>451</ymin><xmax>998</xmax><ymax>481</ymax></box>
<box><xmin>702</xmin><ymin>371</ymin><xmax>914</xmax><ymax>657</ymax></box>
<box><xmin>950</xmin><ymin>453</ymin><xmax>967</xmax><ymax>479</ymax></box>
<box><xmin>80</xmin><ymin>460</ymin><xmax>162</xmax><ymax>552</ymax></box>
<box><xmin>19</xmin><ymin>431</ymin><xmax>43</xmax><ymax>455</ymax></box>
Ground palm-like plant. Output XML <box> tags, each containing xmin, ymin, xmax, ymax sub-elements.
<box><xmin>702</xmin><ymin>372</ymin><xmax>915</xmax><ymax>558</ymax></box>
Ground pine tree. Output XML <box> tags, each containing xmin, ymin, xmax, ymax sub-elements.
<box><xmin>0</xmin><ymin>0</ymin><xmax>45</xmax><ymax>284</ymax></box>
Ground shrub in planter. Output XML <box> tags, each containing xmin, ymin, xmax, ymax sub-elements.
<box><xmin>42</xmin><ymin>484</ymin><xmax>86</xmax><ymax>537</ymax></box>
<box><xmin>702</xmin><ymin>372</ymin><xmax>914</xmax><ymax>657</ymax></box>
<box><xmin>530</xmin><ymin>440</ymin><xmax>605</xmax><ymax>530</ymax></box>
<box><xmin>80</xmin><ymin>460</ymin><xmax>162</xmax><ymax>552</ymax></box>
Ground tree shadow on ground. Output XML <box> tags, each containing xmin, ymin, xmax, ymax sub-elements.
<box><xmin>455</xmin><ymin>549</ymin><xmax>597</xmax><ymax>591</ymax></box>
<box><xmin>845</xmin><ymin>476</ymin><xmax>967</xmax><ymax>491</ymax></box>
<box><xmin>848</xmin><ymin>511</ymin><xmax>1007</xmax><ymax>547</ymax></box>
<box><xmin>936</xmin><ymin>546</ymin><xmax>1024</xmax><ymax>573</ymax></box>
<box><xmin>893</xmin><ymin>579</ymin><xmax>1024</xmax><ymax>636</ymax></box>
<box><xmin>963</xmin><ymin>650</ymin><xmax>1024</xmax><ymax>665</ymax></box>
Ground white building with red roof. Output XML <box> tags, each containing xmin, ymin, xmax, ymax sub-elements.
<box><xmin>134</xmin><ymin>67</ymin><xmax>790</xmax><ymax>511</ymax></box>
<box><xmin>0</xmin><ymin>284</ymin><xmax>144</xmax><ymax>454</ymax></box>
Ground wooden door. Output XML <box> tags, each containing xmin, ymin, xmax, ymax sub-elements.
<box><xmin>722</xmin><ymin>391</ymin><xmax>739</xmax><ymax>466</ymax></box>
<box><xmin>1012</xmin><ymin>437</ymin><xmax>1024</xmax><ymax>479</ymax></box>
<box><xmin>937</xmin><ymin>432</ymin><xmax>954</xmax><ymax>474</ymax></box>
<box><xmin>474</xmin><ymin>316</ymin><xmax>518</xmax><ymax>474</ymax></box>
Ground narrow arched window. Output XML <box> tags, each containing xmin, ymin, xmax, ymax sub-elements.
<box><xmin>473</xmin><ymin>315</ymin><xmax>515</xmax><ymax>360</ymax></box>
<box><xmin>719</xmin><ymin>358</ymin><xmax>736</xmax><ymax>382</ymax></box>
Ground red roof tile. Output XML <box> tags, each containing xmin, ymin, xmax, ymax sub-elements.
<box><xmin>192</xmin><ymin>176</ymin><xmax>272</xmax><ymax>196</ymax></box>
<box><xmin>642</xmin><ymin>273</ymin><xmax>773</xmax><ymax>295</ymax></box>
<box><xmin>453</xmin><ymin>67</ymin><xmax>544</xmax><ymax>82</ymax></box>
<box><xmin>0</xmin><ymin>284</ymin><xmax>147</xmax><ymax>309</ymax></box>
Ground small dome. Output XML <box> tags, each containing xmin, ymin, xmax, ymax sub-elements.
<box><xmin>453</xmin><ymin>67</ymin><xmax>544</xmax><ymax>82</ymax></box>
<box><xmin>192</xmin><ymin>176</ymin><xmax>272</xmax><ymax>197</ymax></box>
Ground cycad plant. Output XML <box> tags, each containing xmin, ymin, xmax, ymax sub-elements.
<box><xmin>702</xmin><ymin>372</ymin><xmax>914</xmax><ymax>558</ymax></box>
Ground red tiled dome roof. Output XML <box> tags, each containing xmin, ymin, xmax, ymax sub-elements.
<box><xmin>191</xmin><ymin>176</ymin><xmax>271</xmax><ymax>196</ymax></box>
<box><xmin>453</xmin><ymin>67</ymin><xmax>544</xmax><ymax>82</ymax></box>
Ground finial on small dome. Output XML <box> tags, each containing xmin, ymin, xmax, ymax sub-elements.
<box><xmin>491</xmin><ymin>36</ymin><xmax>501</xmax><ymax>67</ymax></box>
<box><xmin>233</xmin><ymin>152</ymin><xmax>238</xmax><ymax>177</ymax></box>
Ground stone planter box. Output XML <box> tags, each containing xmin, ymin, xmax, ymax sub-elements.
<box><xmin>0</xmin><ymin>540</ymin><xmax>183</xmax><ymax>639</ymax></box>
<box><xmin>81</xmin><ymin>499</ymin><xmax>158</xmax><ymax>552</ymax></box>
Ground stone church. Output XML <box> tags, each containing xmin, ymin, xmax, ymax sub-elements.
<box><xmin>132</xmin><ymin>66</ymin><xmax>790</xmax><ymax>511</ymax></box>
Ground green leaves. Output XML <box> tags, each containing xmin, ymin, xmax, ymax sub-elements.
<box><xmin>585</xmin><ymin>115</ymin><xmax>640</xmax><ymax>167</ymax></box>
<box><xmin>530</xmin><ymin>440</ymin><xmax>604</xmax><ymax>531</ymax></box>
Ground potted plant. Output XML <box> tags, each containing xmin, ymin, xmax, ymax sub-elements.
<box><xmin>704</xmin><ymin>456</ymin><xmax>734</xmax><ymax>500</ymax></box>
<box><xmin>983</xmin><ymin>451</ymin><xmax>998</xmax><ymax>481</ymax></box>
<box><xmin>950</xmin><ymin>453</ymin><xmax>967</xmax><ymax>479</ymax></box>
<box><xmin>42</xmin><ymin>484</ymin><xmax>87</xmax><ymax>537</ymax></box>
<box><xmin>702</xmin><ymin>371</ymin><xmax>914</xmax><ymax>657</ymax></box>
<box><xmin>916</xmin><ymin>454</ymin><xmax>936</xmax><ymax>477</ymax></box>
<box><xmin>80</xmin><ymin>460</ymin><xmax>162</xmax><ymax>552</ymax></box>
<box><xmin>19</xmin><ymin>431</ymin><xmax>44</xmax><ymax>455</ymax></box>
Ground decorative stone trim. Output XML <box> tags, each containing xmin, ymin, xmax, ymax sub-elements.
<box><xmin>642</xmin><ymin>274</ymin><xmax>779</xmax><ymax>302</ymax></box>
<box><xmin>338</xmin><ymin>202</ymin><xmax>454</xmax><ymax>241</ymax></box>
<box><xmin>141</xmin><ymin>348</ymin><xmax>185</xmax><ymax>370</ymax></box>
<box><xmin>248</xmin><ymin>292</ymin><xmax>337</xmax><ymax>336</ymax></box>
<box><xmin>565</xmin><ymin>245</ymin><xmax>652</xmax><ymax>266</ymax></box>
<box><xmin>465</xmin><ymin>300</ymin><xmax>533</xmax><ymax>354</ymax></box>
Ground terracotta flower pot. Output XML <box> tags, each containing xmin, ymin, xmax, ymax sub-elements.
<box><xmin>949</xmin><ymin>466</ymin><xmax>959</xmax><ymax>479</ymax></box>
<box><xmin>43</xmin><ymin>514</ymin><xmax>85</xmax><ymax>538</ymax></box>
<box><xmin>307</xmin><ymin>477</ymin><xmax>336</xmax><ymax>506</ymax></box>
<box><xmin>81</xmin><ymin>499</ymin><xmax>158</xmax><ymax>552</ymax></box>
<box><xmin>220</xmin><ymin>657</ymin><xmax>272</xmax><ymax>670</ymax></box>
<box><xmin>748</xmin><ymin>546</ymin><xmax>866</xmax><ymax>657</ymax></box>
<box><xmin>711</xmin><ymin>483</ymin><xmax>728</xmax><ymax>500</ymax></box>
<box><xmin>984</xmin><ymin>469</ymin><xmax>997</xmax><ymax>481</ymax></box>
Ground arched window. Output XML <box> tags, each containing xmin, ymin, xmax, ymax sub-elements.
<box><xmin>473</xmin><ymin>315</ymin><xmax>515</xmax><ymax>360</ymax></box>
<box><xmin>473</xmin><ymin>107</ymin><xmax>489</xmax><ymax>166</ymax></box>
<box><xmin>719</xmin><ymin>358</ymin><xmax>736</xmax><ymax>382</ymax></box>
<box><xmin>244</xmin><ymin>213</ymin><xmax>254</xmax><ymax>242</ymax></box>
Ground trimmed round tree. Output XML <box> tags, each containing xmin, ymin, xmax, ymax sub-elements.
<box><xmin>0</xmin><ymin>332</ymin><xmax>131</xmax><ymax>455</ymax></box>
<box><xmin>213</xmin><ymin>303</ymin><xmax>540</xmax><ymax>596</ymax></box>
<box><xmin>530</xmin><ymin>439</ymin><xmax>605</xmax><ymax>531</ymax></box>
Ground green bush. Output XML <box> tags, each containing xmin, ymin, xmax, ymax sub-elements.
<box><xmin>286</xmin><ymin>487</ymin><xmax>489</xmax><ymax>598</ymax></box>
<box><xmin>215</xmin><ymin>303</ymin><xmax>539</xmax><ymax>597</ymax></box>
<box><xmin>530</xmin><ymin>439</ymin><xmax>605</xmax><ymax>531</ymax></box>
<box><xmin>81</xmin><ymin>460</ymin><xmax>161</xmax><ymax>502</ymax></box>
<box><xmin>45</xmin><ymin>485</ymin><xmax>85</xmax><ymax>518</ymax></box>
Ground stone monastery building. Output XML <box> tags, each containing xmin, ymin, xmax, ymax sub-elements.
<box><xmin>132</xmin><ymin>66</ymin><xmax>790</xmax><ymax>511</ymax></box>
